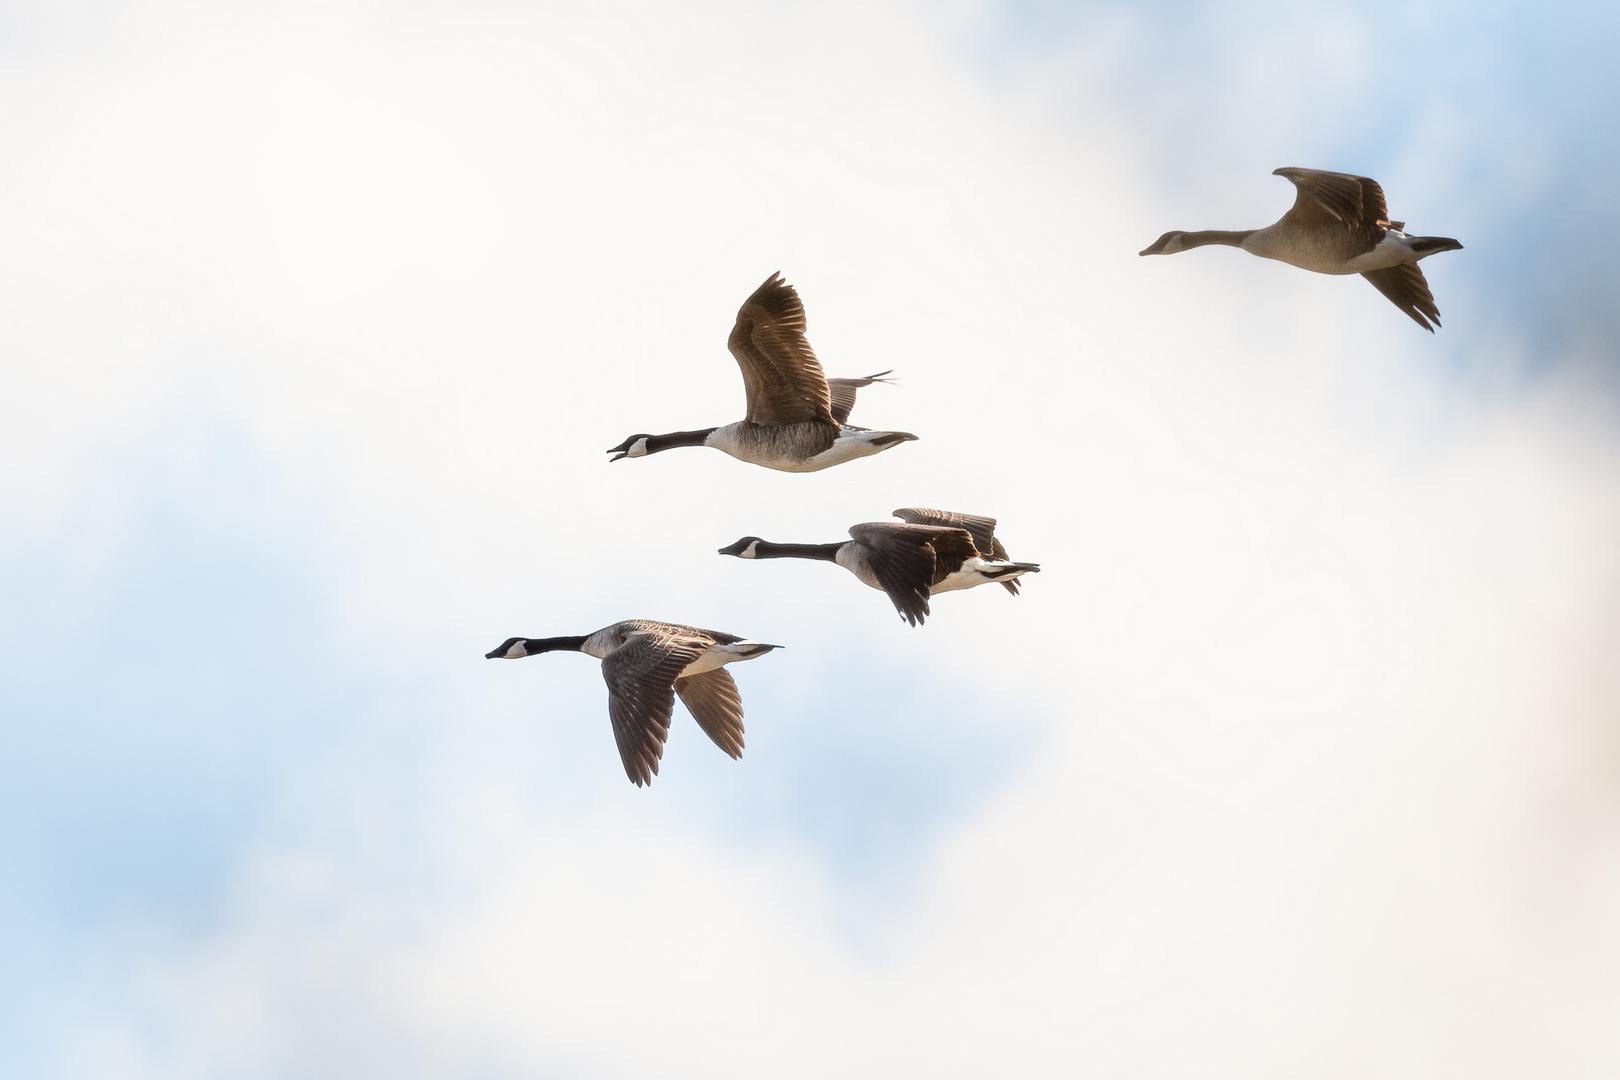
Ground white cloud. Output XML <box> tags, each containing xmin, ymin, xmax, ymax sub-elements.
<box><xmin>3</xmin><ymin>1</ymin><xmax>1619</xmax><ymax>1077</ymax></box>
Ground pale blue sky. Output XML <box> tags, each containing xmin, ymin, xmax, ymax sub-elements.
<box><xmin>2</xmin><ymin>2</ymin><xmax>1618</xmax><ymax>1077</ymax></box>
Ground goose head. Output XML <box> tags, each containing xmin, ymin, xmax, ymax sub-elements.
<box><xmin>486</xmin><ymin>637</ymin><xmax>535</xmax><ymax>659</ymax></box>
<box><xmin>607</xmin><ymin>434</ymin><xmax>652</xmax><ymax>461</ymax></box>
<box><xmin>718</xmin><ymin>537</ymin><xmax>764</xmax><ymax>558</ymax></box>
<box><xmin>1139</xmin><ymin>230</ymin><xmax>1188</xmax><ymax>255</ymax></box>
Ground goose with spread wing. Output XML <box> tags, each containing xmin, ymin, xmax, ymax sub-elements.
<box><xmin>486</xmin><ymin>620</ymin><xmax>780</xmax><ymax>787</ymax></box>
<box><xmin>607</xmin><ymin>273</ymin><xmax>917</xmax><ymax>471</ymax></box>
<box><xmin>1139</xmin><ymin>168</ymin><xmax>1463</xmax><ymax>331</ymax></box>
<box><xmin>718</xmin><ymin>509</ymin><xmax>1040</xmax><ymax>627</ymax></box>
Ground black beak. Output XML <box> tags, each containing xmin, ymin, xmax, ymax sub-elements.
<box><xmin>606</xmin><ymin>436</ymin><xmax>635</xmax><ymax>461</ymax></box>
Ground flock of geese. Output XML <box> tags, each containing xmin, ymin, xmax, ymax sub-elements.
<box><xmin>489</xmin><ymin>167</ymin><xmax>1463</xmax><ymax>786</ymax></box>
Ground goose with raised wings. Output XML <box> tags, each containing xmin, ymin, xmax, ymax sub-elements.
<box><xmin>607</xmin><ymin>273</ymin><xmax>917</xmax><ymax>471</ymax></box>
<box><xmin>719</xmin><ymin>509</ymin><xmax>1040</xmax><ymax>626</ymax></box>
<box><xmin>1140</xmin><ymin>167</ymin><xmax>1463</xmax><ymax>331</ymax></box>
<box><xmin>486</xmin><ymin>620</ymin><xmax>780</xmax><ymax>786</ymax></box>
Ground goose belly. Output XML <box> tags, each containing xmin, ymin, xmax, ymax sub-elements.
<box><xmin>798</xmin><ymin>429</ymin><xmax>913</xmax><ymax>472</ymax></box>
<box><xmin>1242</xmin><ymin>224</ymin><xmax>1380</xmax><ymax>275</ymax></box>
<box><xmin>706</xmin><ymin>422</ymin><xmax>910</xmax><ymax>473</ymax></box>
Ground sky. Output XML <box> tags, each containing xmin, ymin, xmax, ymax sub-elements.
<box><xmin>2</xmin><ymin>0</ymin><xmax>1619</xmax><ymax>1076</ymax></box>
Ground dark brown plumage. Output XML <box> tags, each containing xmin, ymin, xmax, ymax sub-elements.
<box><xmin>727</xmin><ymin>272</ymin><xmax>837</xmax><ymax>428</ymax></box>
<box><xmin>1362</xmin><ymin>262</ymin><xmax>1443</xmax><ymax>331</ymax></box>
<box><xmin>674</xmin><ymin>668</ymin><xmax>745</xmax><ymax>760</ymax></box>
<box><xmin>893</xmin><ymin>508</ymin><xmax>1024</xmax><ymax>594</ymax></box>
<box><xmin>847</xmin><ymin>523</ymin><xmax>980</xmax><ymax>625</ymax></box>
<box><xmin>602</xmin><ymin>627</ymin><xmax>710</xmax><ymax>787</ymax></box>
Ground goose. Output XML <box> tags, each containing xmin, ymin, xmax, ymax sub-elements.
<box><xmin>718</xmin><ymin>508</ymin><xmax>1040</xmax><ymax>626</ymax></box>
<box><xmin>607</xmin><ymin>273</ymin><xmax>918</xmax><ymax>471</ymax></box>
<box><xmin>485</xmin><ymin>620</ymin><xmax>780</xmax><ymax>787</ymax></box>
<box><xmin>1139</xmin><ymin>167</ymin><xmax>1463</xmax><ymax>331</ymax></box>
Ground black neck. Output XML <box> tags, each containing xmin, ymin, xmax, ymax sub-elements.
<box><xmin>754</xmin><ymin>541</ymin><xmax>844</xmax><ymax>562</ymax></box>
<box><xmin>647</xmin><ymin>428</ymin><xmax>717</xmax><ymax>453</ymax></box>
<box><xmin>1180</xmin><ymin>229</ymin><xmax>1255</xmax><ymax>249</ymax></box>
<box><xmin>523</xmin><ymin>635</ymin><xmax>588</xmax><ymax>655</ymax></box>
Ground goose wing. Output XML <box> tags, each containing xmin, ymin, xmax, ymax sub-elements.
<box><xmin>727</xmin><ymin>273</ymin><xmax>835</xmax><ymax>428</ymax></box>
<box><xmin>601</xmin><ymin>627</ymin><xmax>711</xmax><ymax>786</ymax></box>
<box><xmin>1273</xmin><ymin>167</ymin><xmax>1391</xmax><ymax>228</ymax></box>
<box><xmin>827</xmin><ymin>370</ymin><xmax>895</xmax><ymax>425</ymax></box>
<box><xmin>892</xmin><ymin>507</ymin><xmax>998</xmax><ymax>557</ymax></box>
<box><xmin>1361</xmin><ymin>263</ymin><xmax>1442</xmax><ymax>332</ymax></box>
<box><xmin>894</xmin><ymin>508</ymin><xmax>1026</xmax><ymax>594</ymax></box>
<box><xmin>848</xmin><ymin>523</ymin><xmax>978</xmax><ymax>626</ymax></box>
<box><xmin>674</xmin><ymin>668</ymin><xmax>745</xmax><ymax>759</ymax></box>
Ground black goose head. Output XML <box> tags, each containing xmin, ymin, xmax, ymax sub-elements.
<box><xmin>718</xmin><ymin>537</ymin><xmax>765</xmax><ymax>558</ymax></box>
<box><xmin>607</xmin><ymin>434</ymin><xmax>652</xmax><ymax>462</ymax></box>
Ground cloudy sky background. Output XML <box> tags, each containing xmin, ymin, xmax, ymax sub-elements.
<box><xmin>3</xmin><ymin>0</ymin><xmax>1619</xmax><ymax>1076</ymax></box>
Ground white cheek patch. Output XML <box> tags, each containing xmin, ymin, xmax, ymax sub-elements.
<box><xmin>742</xmin><ymin>540</ymin><xmax>760</xmax><ymax>558</ymax></box>
<box><xmin>628</xmin><ymin>437</ymin><xmax>649</xmax><ymax>458</ymax></box>
<box><xmin>506</xmin><ymin>641</ymin><xmax>528</xmax><ymax>658</ymax></box>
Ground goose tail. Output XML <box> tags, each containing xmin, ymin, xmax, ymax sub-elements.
<box><xmin>982</xmin><ymin>561</ymin><xmax>1040</xmax><ymax>595</ymax></box>
<box><xmin>1410</xmin><ymin>235</ymin><xmax>1463</xmax><ymax>256</ymax></box>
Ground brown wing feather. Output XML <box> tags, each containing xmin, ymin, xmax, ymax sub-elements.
<box><xmin>601</xmin><ymin>629</ymin><xmax>709</xmax><ymax>786</ymax></box>
<box><xmin>848</xmin><ymin>523</ymin><xmax>977</xmax><ymax>626</ymax></box>
<box><xmin>923</xmin><ymin>529</ymin><xmax>980</xmax><ymax>586</ymax></box>
<box><xmin>847</xmin><ymin>523</ymin><xmax>939</xmax><ymax>626</ymax></box>
<box><xmin>892</xmin><ymin>507</ymin><xmax>998</xmax><ymax>557</ymax></box>
<box><xmin>1274</xmin><ymin>167</ymin><xmax>1391</xmax><ymax>228</ymax></box>
<box><xmin>674</xmin><ymin>668</ymin><xmax>745</xmax><ymax>759</ymax></box>
<box><xmin>1361</xmin><ymin>264</ymin><xmax>1441</xmax><ymax>332</ymax></box>
<box><xmin>894</xmin><ymin>508</ymin><xmax>1025</xmax><ymax>594</ymax></box>
<box><xmin>827</xmin><ymin>370</ymin><xmax>894</xmax><ymax>425</ymax></box>
<box><xmin>726</xmin><ymin>273</ymin><xmax>835</xmax><ymax>428</ymax></box>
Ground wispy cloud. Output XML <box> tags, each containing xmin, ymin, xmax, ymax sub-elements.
<box><xmin>2</xmin><ymin>1</ymin><xmax>1618</xmax><ymax>1077</ymax></box>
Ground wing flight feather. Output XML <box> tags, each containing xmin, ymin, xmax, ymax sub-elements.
<box><xmin>727</xmin><ymin>274</ymin><xmax>835</xmax><ymax>428</ymax></box>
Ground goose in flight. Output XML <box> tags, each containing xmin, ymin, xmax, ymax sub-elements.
<box><xmin>718</xmin><ymin>508</ymin><xmax>1040</xmax><ymax>626</ymax></box>
<box><xmin>486</xmin><ymin>620</ymin><xmax>780</xmax><ymax>786</ymax></box>
<box><xmin>607</xmin><ymin>273</ymin><xmax>918</xmax><ymax>471</ymax></box>
<box><xmin>1139</xmin><ymin>168</ymin><xmax>1463</xmax><ymax>331</ymax></box>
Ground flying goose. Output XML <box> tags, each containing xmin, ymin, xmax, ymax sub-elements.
<box><xmin>1139</xmin><ymin>168</ymin><xmax>1463</xmax><ymax>331</ymax></box>
<box><xmin>607</xmin><ymin>273</ymin><xmax>918</xmax><ymax>472</ymax></box>
<box><xmin>486</xmin><ymin>620</ymin><xmax>780</xmax><ymax>786</ymax></box>
<box><xmin>718</xmin><ymin>508</ymin><xmax>1040</xmax><ymax>626</ymax></box>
